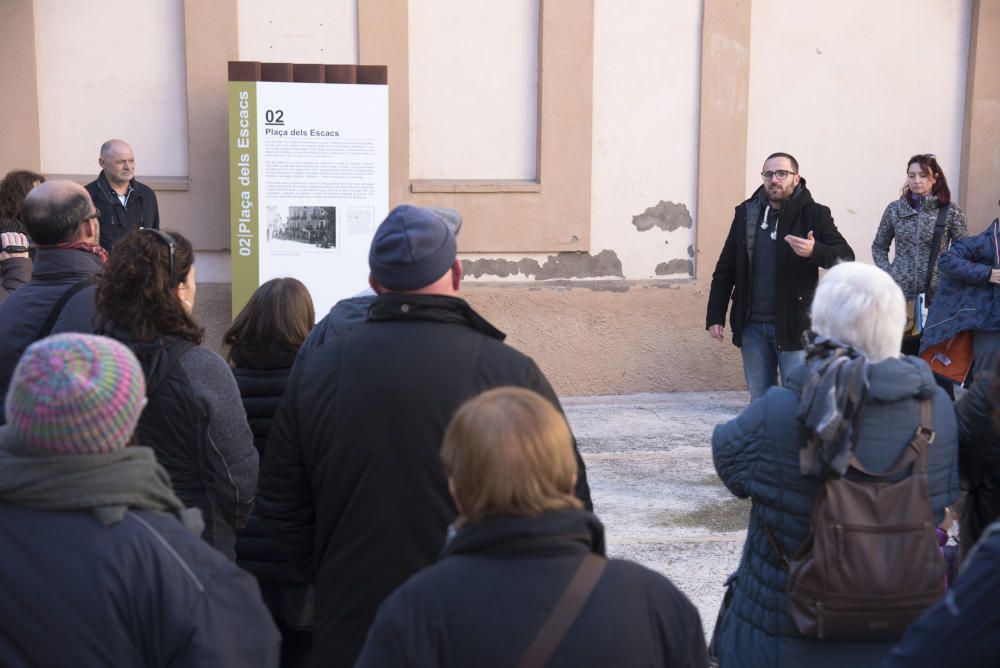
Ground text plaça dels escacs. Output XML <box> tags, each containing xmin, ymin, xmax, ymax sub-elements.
<box><xmin>265</xmin><ymin>128</ymin><xmax>340</xmax><ymax>137</ymax></box>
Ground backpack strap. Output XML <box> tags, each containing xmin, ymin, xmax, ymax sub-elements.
<box><xmin>36</xmin><ymin>278</ymin><xmax>96</xmax><ymax>341</ymax></box>
<box><xmin>923</xmin><ymin>206</ymin><xmax>950</xmax><ymax>297</ymax></box>
<box><xmin>847</xmin><ymin>399</ymin><xmax>934</xmax><ymax>477</ymax></box>
<box><xmin>517</xmin><ymin>553</ymin><xmax>606</xmax><ymax>668</ymax></box>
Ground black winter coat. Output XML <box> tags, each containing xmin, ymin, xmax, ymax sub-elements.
<box><xmin>85</xmin><ymin>172</ymin><xmax>159</xmax><ymax>253</ymax></box>
<box><xmin>357</xmin><ymin>510</ymin><xmax>707</xmax><ymax>668</ymax></box>
<box><xmin>232</xmin><ymin>346</ymin><xmax>303</xmax><ymax>584</ymax></box>
<box><xmin>258</xmin><ymin>293</ymin><xmax>592</xmax><ymax>668</ymax></box>
<box><xmin>706</xmin><ymin>180</ymin><xmax>855</xmax><ymax>351</ymax></box>
<box><xmin>0</xmin><ymin>248</ymin><xmax>100</xmax><ymax>423</ymax></box>
<box><xmin>956</xmin><ymin>372</ymin><xmax>1000</xmax><ymax>551</ymax></box>
<box><xmin>0</xmin><ymin>506</ymin><xmax>279</xmax><ymax>667</ymax></box>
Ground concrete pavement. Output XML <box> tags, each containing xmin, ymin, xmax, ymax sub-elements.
<box><xmin>563</xmin><ymin>391</ymin><xmax>751</xmax><ymax>637</ymax></box>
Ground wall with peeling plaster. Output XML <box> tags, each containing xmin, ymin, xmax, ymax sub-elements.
<box><xmin>461</xmin><ymin>0</ymin><xmax>702</xmax><ymax>283</ymax></box>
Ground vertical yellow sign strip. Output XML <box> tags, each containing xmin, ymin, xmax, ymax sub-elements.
<box><xmin>228</xmin><ymin>81</ymin><xmax>258</xmax><ymax>317</ymax></box>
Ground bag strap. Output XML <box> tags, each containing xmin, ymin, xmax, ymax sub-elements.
<box><xmin>923</xmin><ymin>206</ymin><xmax>950</xmax><ymax>296</ymax></box>
<box><xmin>517</xmin><ymin>553</ymin><xmax>607</xmax><ymax>668</ymax></box>
<box><xmin>36</xmin><ymin>278</ymin><xmax>96</xmax><ymax>341</ymax></box>
<box><xmin>847</xmin><ymin>399</ymin><xmax>934</xmax><ymax>477</ymax></box>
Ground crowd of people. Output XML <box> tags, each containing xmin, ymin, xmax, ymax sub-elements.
<box><xmin>0</xmin><ymin>143</ymin><xmax>999</xmax><ymax>667</ymax></box>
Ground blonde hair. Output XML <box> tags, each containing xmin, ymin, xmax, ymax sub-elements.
<box><xmin>441</xmin><ymin>387</ymin><xmax>582</xmax><ymax>527</ymax></box>
<box><xmin>810</xmin><ymin>262</ymin><xmax>905</xmax><ymax>362</ymax></box>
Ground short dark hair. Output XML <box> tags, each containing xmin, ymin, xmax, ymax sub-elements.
<box><xmin>904</xmin><ymin>154</ymin><xmax>951</xmax><ymax>206</ymax></box>
<box><xmin>223</xmin><ymin>277</ymin><xmax>315</xmax><ymax>361</ymax></box>
<box><xmin>21</xmin><ymin>190</ymin><xmax>91</xmax><ymax>245</ymax></box>
<box><xmin>765</xmin><ymin>152</ymin><xmax>799</xmax><ymax>173</ymax></box>
<box><xmin>96</xmin><ymin>229</ymin><xmax>203</xmax><ymax>344</ymax></box>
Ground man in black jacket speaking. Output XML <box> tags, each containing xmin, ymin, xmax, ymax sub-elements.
<box><xmin>706</xmin><ymin>152</ymin><xmax>854</xmax><ymax>400</ymax></box>
<box><xmin>85</xmin><ymin>139</ymin><xmax>159</xmax><ymax>253</ymax></box>
<box><xmin>258</xmin><ymin>204</ymin><xmax>592</xmax><ymax>667</ymax></box>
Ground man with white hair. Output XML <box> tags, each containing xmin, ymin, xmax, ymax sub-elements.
<box><xmin>711</xmin><ymin>262</ymin><xmax>959</xmax><ymax>667</ymax></box>
<box><xmin>706</xmin><ymin>152</ymin><xmax>854</xmax><ymax>400</ymax></box>
<box><xmin>85</xmin><ymin>139</ymin><xmax>159</xmax><ymax>253</ymax></box>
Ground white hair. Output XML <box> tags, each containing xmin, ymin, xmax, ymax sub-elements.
<box><xmin>810</xmin><ymin>262</ymin><xmax>905</xmax><ymax>362</ymax></box>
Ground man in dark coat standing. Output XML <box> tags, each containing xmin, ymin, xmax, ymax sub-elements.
<box><xmin>0</xmin><ymin>180</ymin><xmax>104</xmax><ymax>423</ymax></box>
<box><xmin>258</xmin><ymin>205</ymin><xmax>592</xmax><ymax>668</ymax></box>
<box><xmin>706</xmin><ymin>152</ymin><xmax>854</xmax><ymax>399</ymax></box>
<box><xmin>85</xmin><ymin>139</ymin><xmax>159</xmax><ymax>253</ymax></box>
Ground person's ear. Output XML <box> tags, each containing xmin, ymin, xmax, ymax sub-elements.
<box><xmin>450</xmin><ymin>258</ymin><xmax>463</xmax><ymax>291</ymax></box>
<box><xmin>369</xmin><ymin>274</ymin><xmax>385</xmax><ymax>295</ymax></box>
<box><xmin>98</xmin><ymin>157</ymin><xmax>105</xmax><ymax>170</ymax></box>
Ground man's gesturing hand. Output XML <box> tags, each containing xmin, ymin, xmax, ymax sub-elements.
<box><xmin>785</xmin><ymin>230</ymin><xmax>815</xmax><ymax>258</ymax></box>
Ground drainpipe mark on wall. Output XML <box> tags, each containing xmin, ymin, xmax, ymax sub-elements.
<box><xmin>462</xmin><ymin>250</ymin><xmax>624</xmax><ymax>280</ymax></box>
<box><xmin>655</xmin><ymin>259</ymin><xmax>694</xmax><ymax>277</ymax></box>
<box><xmin>632</xmin><ymin>201</ymin><xmax>693</xmax><ymax>232</ymax></box>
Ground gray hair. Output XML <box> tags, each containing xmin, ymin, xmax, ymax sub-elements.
<box><xmin>810</xmin><ymin>262</ymin><xmax>905</xmax><ymax>362</ymax></box>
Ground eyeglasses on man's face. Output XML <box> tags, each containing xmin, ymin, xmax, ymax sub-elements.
<box><xmin>761</xmin><ymin>170</ymin><xmax>797</xmax><ymax>182</ymax></box>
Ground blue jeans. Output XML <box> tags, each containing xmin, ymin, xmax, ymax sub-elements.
<box><xmin>741</xmin><ymin>321</ymin><xmax>806</xmax><ymax>400</ymax></box>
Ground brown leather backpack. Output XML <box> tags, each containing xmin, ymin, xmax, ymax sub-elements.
<box><xmin>766</xmin><ymin>398</ymin><xmax>946</xmax><ymax>640</ymax></box>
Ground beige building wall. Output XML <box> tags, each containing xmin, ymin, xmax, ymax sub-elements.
<box><xmin>409</xmin><ymin>0</ymin><xmax>539</xmax><ymax>181</ymax></box>
<box><xmin>745</xmin><ymin>0</ymin><xmax>972</xmax><ymax>261</ymax></box>
<box><xmin>33</xmin><ymin>0</ymin><xmax>190</xmax><ymax>178</ymax></box>
<box><xmin>2</xmin><ymin>0</ymin><xmax>998</xmax><ymax>395</ymax></box>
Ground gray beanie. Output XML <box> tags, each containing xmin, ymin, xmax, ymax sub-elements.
<box><xmin>369</xmin><ymin>205</ymin><xmax>462</xmax><ymax>291</ymax></box>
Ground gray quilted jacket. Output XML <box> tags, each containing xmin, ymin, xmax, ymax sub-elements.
<box><xmin>871</xmin><ymin>195</ymin><xmax>967</xmax><ymax>301</ymax></box>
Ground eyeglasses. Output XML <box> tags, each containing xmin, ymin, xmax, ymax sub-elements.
<box><xmin>141</xmin><ymin>228</ymin><xmax>176</xmax><ymax>279</ymax></box>
<box><xmin>761</xmin><ymin>170</ymin><xmax>797</xmax><ymax>181</ymax></box>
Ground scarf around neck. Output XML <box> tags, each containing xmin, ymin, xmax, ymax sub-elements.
<box><xmin>0</xmin><ymin>436</ymin><xmax>203</xmax><ymax>534</ymax></box>
<box><xmin>47</xmin><ymin>240</ymin><xmax>109</xmax><ymax>264</ymax></box>
<box><xmin>796</xmin><ymin>332</ymin><xmax>872</xmax><ymax>477</ymax></box>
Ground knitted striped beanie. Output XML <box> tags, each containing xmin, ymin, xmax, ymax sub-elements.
<box><xmin>4</xmin><ymin>334</ymin><xmax>146</xmax><ymax>454</ymax></box>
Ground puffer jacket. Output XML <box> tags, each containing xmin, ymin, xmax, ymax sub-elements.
<box><xmin>921</xmin><ymin>218</ymin><xmax>1000</xmax><ymax>351</ymax></box>
<box><xmin>712</xmin><ymin>356</ymin><xmax>959</xmax><ymax>667</ymax></box>
<box><xmin>872</xmin><ymin>195</ymin><xmax>967</xmax><ymax>302</ymax></box>
<box><xmin>232</xmin><ymin>345</ymin><xmax>307</xmax><ymax>583</ymax></box>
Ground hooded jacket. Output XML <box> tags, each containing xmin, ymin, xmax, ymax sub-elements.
<box><xmin>920</xmin><ymin>218</ymin><xmax>1000</xmax><ymax>351</ymax></box>
<box><xmin>357</xmin><ymin>510</ymin><xmax>708</xmax><ymax>668</ymax></box>
<box><xmin>706</xmin><ymin>180</ymin><xmax>855</xmax><ymax>351</ymax></box>
<box><xmin>85</xmin><ymin>171</ymin><xmax>160</xmax><ymax>253</ymax></box>
<box><xmin>872</xmin><ymin>195</ymin><xmax>967</xmax><ymax>303</ymax></box>
<box><xmin>257</xmin><ymin>293</ymin><xmax>593</xmax><ymax>668</ymax></box>
<box><xmin>712</xmin><ymin>356</ymin><xmax>959</xmax><ymax>667</ymax></box>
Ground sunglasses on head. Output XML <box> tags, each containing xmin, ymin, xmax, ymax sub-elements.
<box><xmin>140</xmin><ymin>228</ymin><xmax>176</xmax><ymax>279</ymax></box>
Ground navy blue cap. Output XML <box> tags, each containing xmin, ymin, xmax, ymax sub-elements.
<box><xmin>369</xmin><ymin>205</ymin><xmax>460</xmax><ymax>291</ymax></box>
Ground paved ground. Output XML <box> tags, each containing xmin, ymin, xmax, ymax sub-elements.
<box><xmin>562</xmin><ymin>391</ymin><xmax>751</xmax><ymax>637</ymax></box>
